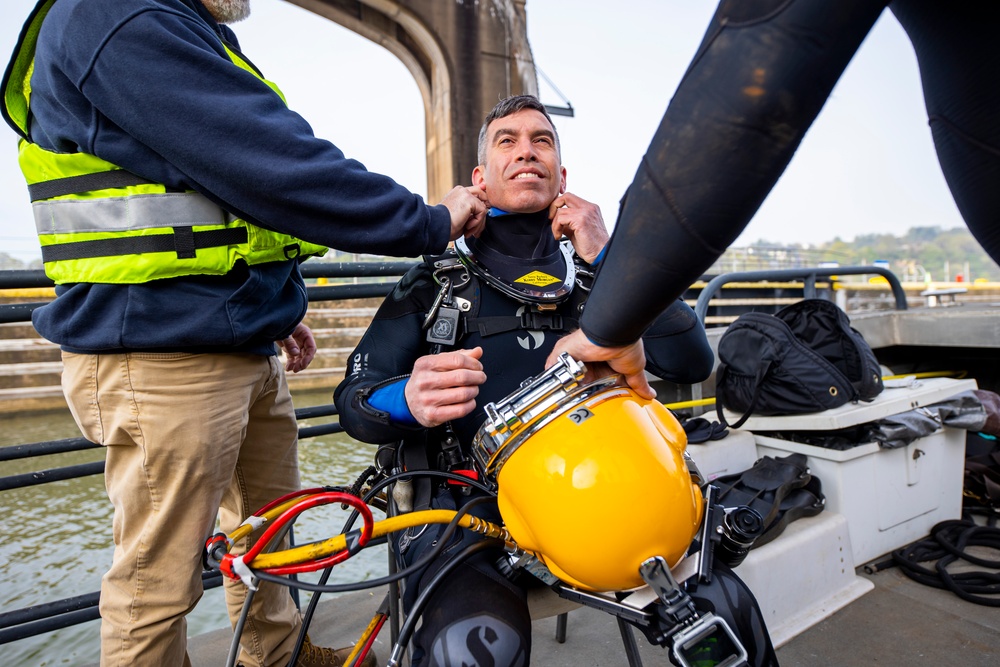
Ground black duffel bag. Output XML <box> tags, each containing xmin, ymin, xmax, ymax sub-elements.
<box><xmin>715</xmin><ymin>299</ymin><xmax>884</xmax><ymax>428</ymax></box>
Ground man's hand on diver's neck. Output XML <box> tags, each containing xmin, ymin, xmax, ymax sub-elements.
<box><xmin>548</xmin><ymin>192</ymin><xmax>609</xmax><ymax>264</ymax></box>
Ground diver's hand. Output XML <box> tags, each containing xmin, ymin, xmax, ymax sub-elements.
<box><xmin>278</xmin><ymin>323</ymin><xmax>317</xmax><ymax>373</ymax></box>
<box><xmin>547</xmin><ymin>329</ymin><xmax>654</xmax><ymax>399</ymax></box>
<box><xmin>440</xmin><ymin>186</ymin><xmax>489</xmax><ymax>240</ymax></box>
<box><xmin>405</xmin><ymin>347</ymin><xmax>487</xmax><ymax>427</ymax></box>
<box><xmin>548</xmin><ymin>192</ymin><xmax>609</xmax><ymax>264</ymax></box>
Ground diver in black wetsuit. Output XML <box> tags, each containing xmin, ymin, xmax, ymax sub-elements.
<box><xmin>550</xmin><ymin>0</ymin><xmax>1000</xmax><ymax>395</ymax></box>
<box><xmin>335</xmin><ymin>96</ymin><xmax>749</xmax><ymax>666</ymax></box>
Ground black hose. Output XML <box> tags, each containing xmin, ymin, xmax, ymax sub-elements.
<box><xmin>226</xmin><ymin>585</ymin><xmax>256</xmax><ymax>667</ymax></box>
<box><xmin>349</xmin><ymin>465</ymin><xmax>378</xmax><ymax>500</ymax></box>
<box><xmin>387</xmin><ymin>538</ymin><xmax>502</xmax><ymax>667</ymax></box>
<box><xmin>227</xmin><ymin>522</ymin><xmax>294</xmax><ymax>667</ymax></box>
<box><xmin>891</xmin><ymin>519</ymin><xmax>1000</xmax><ymax>606</ymax></box>
<box><xmin>333</xmin><ymin>469</ymin><xmax>495</xmax><ymax>536</ymax></box>
<box><xmin>862</xmin><ymin>556</ymin><xmax>895</xmax><ymax>575</ymax></box>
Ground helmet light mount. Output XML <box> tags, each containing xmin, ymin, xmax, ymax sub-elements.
<box><xmin>641</xmin><ymin>555</ymin><xmax>749</xmax><ymax>667</ymax></box>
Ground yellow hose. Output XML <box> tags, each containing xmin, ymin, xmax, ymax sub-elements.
<box><xmin>246</xmin><ymin>509</ymin><xmax>512</xmax><ymax>570</ymax></box>
<box><xmin>342</xmin><ymin>611</ymin><xmax>385</xmax><ymax>667</ymax></box>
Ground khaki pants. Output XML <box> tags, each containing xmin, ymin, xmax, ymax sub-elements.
<box><xmin>62</xmin><ymin>352</ymin><xmax>304</xmax><ymax>667</ymax></box>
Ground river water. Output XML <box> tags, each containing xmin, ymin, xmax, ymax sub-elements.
<box><xmin>0</xmin><ymin>391</ymin><xmax>388</xmax><ymax>667</ymax></box>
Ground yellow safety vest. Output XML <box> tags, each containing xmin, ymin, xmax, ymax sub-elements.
<box><xmin>2</xmin><ymin>0</ymin><xmax>327</xmax><ymax>284</ymax></box>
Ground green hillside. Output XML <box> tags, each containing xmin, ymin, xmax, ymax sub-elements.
<box><xmin>722</xmin><ymin>226</ymin><xmax>1000</xmax><ymax>282</ymax></box>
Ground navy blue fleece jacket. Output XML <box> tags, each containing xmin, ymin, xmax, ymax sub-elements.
<box><xmin>20</xmin><ymin>0</ymin><xmax>451</xmax><ymax>353</ymax></box>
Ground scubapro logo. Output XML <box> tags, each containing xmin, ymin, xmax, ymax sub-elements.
<box><xmin>515</xmin><ymin>306</ymin><xmax>544</xmax><ymax>350</ymax></box>
<box><xmin>432</xmin><ymin>317</ymin><xmax>455</xmax><ymax>340</ymax></box>
<box><xmin>429</xmin><ymin>614</ymin><xmax>526</xmax><ymax>667</ymax></box>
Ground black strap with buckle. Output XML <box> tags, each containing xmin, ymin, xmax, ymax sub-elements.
<box><xmin>41</xmin><ymin>226</ymin><xmax>248</xmax><ymax>262</ymax></box>
<box><xmin>468</xmin><ymin>310</ymin><xmax>577</xmax><ymax>337</ymax></box>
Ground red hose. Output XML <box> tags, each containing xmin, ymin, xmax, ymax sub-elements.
<box><xmin>220</xmin><ymin>491</ymin><xmax>374</xmax><ymax>579</ymax></box>
<box><xmin>254</xmin><ymin>486</ymin><xmax>329</xmax><ymax>515</ymax></box>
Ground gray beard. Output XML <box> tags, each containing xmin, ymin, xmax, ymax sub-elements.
<box><xmin>202</xmin><ymin>0</ymin><xmax>251</xmax><ymax>24</ymax></box>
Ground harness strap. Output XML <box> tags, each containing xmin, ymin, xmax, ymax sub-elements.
<box><xmin>41</xmin><ymin>226</ymin><xmax>249</xmax><ymax>262</ymax></box>
<box><xmin>400</xmin><ymin>439</ymin><xmax>435</xmax><ymax>513</ymax></box>
<box><xmin>467</xmin><ymin>311</ymin><xmax>578</xmax><ymax>337</ymax></box>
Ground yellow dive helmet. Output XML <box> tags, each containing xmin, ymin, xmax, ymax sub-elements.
<box><xmin>472</xmin><ymin>354</ymin><xmax>704</xmax><ymax>592</ymax></box>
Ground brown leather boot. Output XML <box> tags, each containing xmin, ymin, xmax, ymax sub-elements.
<box><xmin>295</xmin><ymin>635</ymin><xmax>377</xmax><ymax>667</ymax></box>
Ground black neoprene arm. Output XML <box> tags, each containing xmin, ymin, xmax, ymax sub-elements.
<box><xmin>579</xmin><ymin>0</ymin><xmax>885</xmax><ymax>346</ymax></box>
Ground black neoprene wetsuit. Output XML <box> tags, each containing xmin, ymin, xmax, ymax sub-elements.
<box><xmin>334</xmin><ymin>210</ymin><xmax>716</xmax><ymax>666</ymax></box>
<box><xmin>582</xmin><ymin>0</ymin><xmax>1000</xmax><ymax>347</ymax></box>
<box><xmin>335</xmin><ymin>210</ymin><xmax>715</xmax><ymax>447</ymax></box>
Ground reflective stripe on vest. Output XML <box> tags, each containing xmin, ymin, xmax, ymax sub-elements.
<box><xmin>2</xmin><ymin>1</ymin><xmax>327</xmax><ymax>284</ymax></box>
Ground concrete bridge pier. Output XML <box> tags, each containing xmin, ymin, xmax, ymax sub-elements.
<box><xmin>292</xmin><ymin>0</ymin><xmax>540</xmax><ymax>201</ymax></box>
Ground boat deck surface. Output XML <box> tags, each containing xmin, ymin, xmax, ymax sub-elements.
<box><xmin>182</xmin><ymin>557</ymin><xmax>1000</xmax><ymax>667</ymax></box>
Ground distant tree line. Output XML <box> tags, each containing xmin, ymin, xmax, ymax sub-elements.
<box><xmin>819</xmin><ymin>226</ymin><xmax>1000</xmax><ymax>282</ymax></box>
<box><xmin>745</xmin><ymin>226</ymin><xmax>1000</xmax><ymax>282</ymax></box>
<box><xmin>0</xmin><ymin>252</ymin><xmax>42</xmax><ymax>271</ymax></box>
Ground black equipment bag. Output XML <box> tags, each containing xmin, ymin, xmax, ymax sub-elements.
<box><xmin>715</xmin><ymin>299</ymin><xmax>884</xmax><ymax>428</ymax></box>
<box><xmin>965</xmin><ymin>448</ymin><xmax>1000</xmax><ymax>512</ymax></box>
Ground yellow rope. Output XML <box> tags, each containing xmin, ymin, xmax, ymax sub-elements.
<box><xmin>662</xmin><ymin>370</ymin><xmax>966</xmax><ymax>412</ymax></box>
<box><xmin>663</xmin><ymin>398</ymin><xmax>716</xmax><ymax>410</ymax></box>
<box><xmin>881</xmin><ymin>370</ymin><xmax>966</xmax><ymax>380</ymax></box>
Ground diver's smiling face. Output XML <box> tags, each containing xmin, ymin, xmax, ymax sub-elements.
<box><xmin>473</xmin><ymin>109</ymin><xmax>566</xmax><ymax>214</ymax></box>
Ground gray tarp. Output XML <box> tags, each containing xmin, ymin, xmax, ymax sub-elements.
<box><xmin>758</xmin><ymin>390</ymin><xmax>989</xmax><ymax>451</ymax></box>
<box><xmin>869</xmin><ymin>390</ymin><xmax>986</xmax><ymax>449</ymax></box>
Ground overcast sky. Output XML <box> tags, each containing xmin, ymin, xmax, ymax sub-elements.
<box><xmin>0</xmin><ymin>0</ymin><xmax>965</xmax><ymax>262</ymax></box>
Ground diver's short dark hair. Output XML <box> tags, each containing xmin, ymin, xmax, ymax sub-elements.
<box><xmin>477</xmin><ymin>95</ymin><xmax>560</xmax><ymax>164</ymax></box>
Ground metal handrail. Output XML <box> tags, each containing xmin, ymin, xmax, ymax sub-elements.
<box><xmin>0</xmin><ymin>572</ymin><xmax>223</xmax><ymax>644</ymax></box>
<box><xmin>0</xmin><ymin>410</ymin><xmax>346</xmax><ymax>492</ymax></box>
<box><xmin>0</xmin><ymin>260</ymin><xmax>420</xmax><ymax>324</ymax></box>
<box><xmin>0</xmin><ymin>261</ymin><xmax>418</xmax><ymax>287</ymax></box>
<box><xmin>693</xmin><ymin>265</ymin><xmax>908</xmax><ymax>322</ymax></box>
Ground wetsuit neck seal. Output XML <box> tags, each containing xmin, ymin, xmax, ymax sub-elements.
<box><xmin>455</xmin><ymin>210</ymin><xmax>575</xmax><ymax>305</ymax></box>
